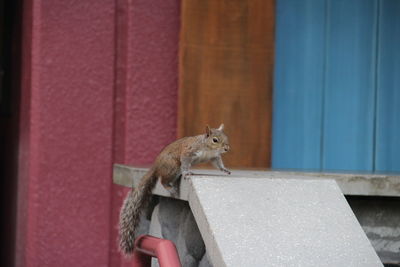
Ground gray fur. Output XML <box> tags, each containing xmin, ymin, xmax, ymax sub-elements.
<box><xmin>119</xmin><ymin>168</ymin><xmax>158</xmax><ymax>255</ymax></box>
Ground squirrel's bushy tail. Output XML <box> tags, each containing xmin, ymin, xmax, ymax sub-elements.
<box><xmin>119</xmin><ymin>168</ymin><xmax>158</xmax><ymax>255</ymax></box>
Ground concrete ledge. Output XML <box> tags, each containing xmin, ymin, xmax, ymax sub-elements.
<box><xmin>113</xmin><ymin>165</ymin><xmax>192</xmax><ymax>201</ymax></box>
<box><xmin>113</xmin><ymin>164</ymin><xmax>400</xmax><ymax>198</ymax></box>
<box><xmin>113</xmin><ymin>164</ymin><xmax>387</xmax><ymax>266</ymax></box>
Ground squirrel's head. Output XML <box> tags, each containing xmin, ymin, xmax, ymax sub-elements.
<box><xmin>205</xmin><ymin>124</ymin><xmax>230</xmax><ymax>154</ymax></box>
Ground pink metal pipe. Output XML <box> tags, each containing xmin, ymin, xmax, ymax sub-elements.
<box><xmin>132</xmin><ymin>235</ymin><xmax>182</xmax><ymax>267</ymax></box>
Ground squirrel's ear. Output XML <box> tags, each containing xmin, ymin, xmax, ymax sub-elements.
<box><xmin>218</xmin><ymin>123</ymin><xmax>224</xmax><ymax>131</ymax></box>
<box><xmin>205</xmin><ymin>125</ymin><xmax>211</xmax><ymax>137</ymax></box>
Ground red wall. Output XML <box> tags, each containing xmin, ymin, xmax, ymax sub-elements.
<box><xmin>16</xmin><ymin>0</ymin><xmax>180</xmax><ymax>266</ymax></box>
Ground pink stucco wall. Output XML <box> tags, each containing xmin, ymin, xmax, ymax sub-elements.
<box><xmin>16</xmin><ymin>0</ymin><xmax>180</xmax><ymax>266</ymax></box>
<box><xmin>111</xmin><ymin>0</ymin><xmax>180</xmax><ymax>266</ymax></box>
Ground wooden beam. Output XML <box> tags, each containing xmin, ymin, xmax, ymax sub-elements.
<box><xmin>178</xmin><ymin>0</ymin><xmax>275</xmax><ymax>168</ymax></box>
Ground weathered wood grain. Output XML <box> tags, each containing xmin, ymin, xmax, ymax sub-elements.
<box><xmin>178</xmin><ymin>0</ymin><xmax>275</xmax><ymax>168</ymax></box>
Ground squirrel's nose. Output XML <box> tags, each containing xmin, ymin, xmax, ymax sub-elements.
<box><xmin>224</xmin><ymin>145</ymin><xmax>230</xmax><ymax>152</ymax></box>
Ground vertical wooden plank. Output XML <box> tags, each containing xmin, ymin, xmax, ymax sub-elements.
<box><xmin>272</xmin><ymin>0</ymin><xmax>326</xmax><ymax>170</ymax></box>
<box><xmin>323</xmin><ymin>0</ymin><xmax>378</xmax><ymax>171</ymax></box>
<box><xmin>179</xmin><ymin>0</ymin><xmax>275</xmax><ymax>168</ymax></box>
<box><xmin>375</xmin><ymin>0</ymin><xmax>400</xmax><ymax>172</ymax></box>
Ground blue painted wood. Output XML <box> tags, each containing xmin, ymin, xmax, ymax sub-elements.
<box><xmin>322</xmin><ymin>0</ymin><xmax>378</xmax><ymax>172</ymax></box>
<box><xmin>375</xmin><ymin>0</ymin><xmax>400</xmax><ymax>173</ymax></box>
<box><xmin>272</xmin><ymin>0</ymin><xmax>326</xmax><ymax>170</ymax></box>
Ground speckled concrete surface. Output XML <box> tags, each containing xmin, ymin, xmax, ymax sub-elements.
<box><xmin>113</xmin><ymin>165</ymin><xmax>400</xmax><ymax>197</ymax></box>
<box><xmin>114</xmin><ymin>165</ymin><xmax>399</xmax><ymax>264</ymax></box>
<box><xmin>189</xmin><ymin>177</ymin><xmax>383</xmax><ymax>267</ymax></box>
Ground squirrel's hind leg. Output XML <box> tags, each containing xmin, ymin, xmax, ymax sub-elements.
<box><xmin>161</xmin><ymin>179</ymin><xmax>180</xmax><ymax>198</ymax></box>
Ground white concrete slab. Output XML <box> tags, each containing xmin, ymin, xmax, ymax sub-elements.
<box><xmin>188</xmin><ymin>177</ymin><xmax>383</xmax><ymax>267</ymax></box>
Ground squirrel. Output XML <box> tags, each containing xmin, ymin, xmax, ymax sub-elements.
<box><xmin>119</xmin><ymin>124</ymin><xmax>231</xmax><ymax>255</ymax></box>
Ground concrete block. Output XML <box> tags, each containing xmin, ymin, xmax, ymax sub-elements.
<box><xmin>149</xmin><ymin>204</ymin><xmax>162</xmax><ymax>238</ymax></box>
<box><xmin>151</xmin><ymin>197</ymin><xmax>207</xmax><ymax>267</ymax></box>
<box><xmin>158</xmin><ymin>197</ymin><xmax>187</xmax><ymax>242</ymax></box>
<box><xmin>198</xmin><ymin>253</ymin><xmax>213</xmax><ymax>267</ymax></box>
<box><xmin>149</xmin><ymin>204</ymin><xmax>162</xmax><ymax>267</ymax></box>
<box><xmin>182</xmin><ymin>211</ymin><xmax>205</xmax><ymax>261</ymax></box>
<box><xmin>180</xmin><ymin>254</ymin><xmax>198</xmax><ymax>267</ymax></box>
<box><xmin>348</xmin><ymin>196</ymin><xmax>400</xmax><ymax>264</ymax></box>
<box><xmin>189</xmin><ymin>177</ymin><xmax>383</xmax><ymax>267</ymax></box>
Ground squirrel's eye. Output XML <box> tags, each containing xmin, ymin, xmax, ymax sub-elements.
<box><xmin>212</xmin><ymin>137</ymin><xmax>219</xmax><ymax>143</ymax></box>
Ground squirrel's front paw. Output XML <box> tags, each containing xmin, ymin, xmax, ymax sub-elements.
<box><xmin>222</xmin><ymin>168</ymin><xmax>231</xmax><ymax>175</ymax></box>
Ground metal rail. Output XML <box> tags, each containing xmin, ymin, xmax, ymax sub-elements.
<box><xmin>132</xmin><ymin>235</ymin><xmax>181</xmax><ymax>267</ymax></box>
